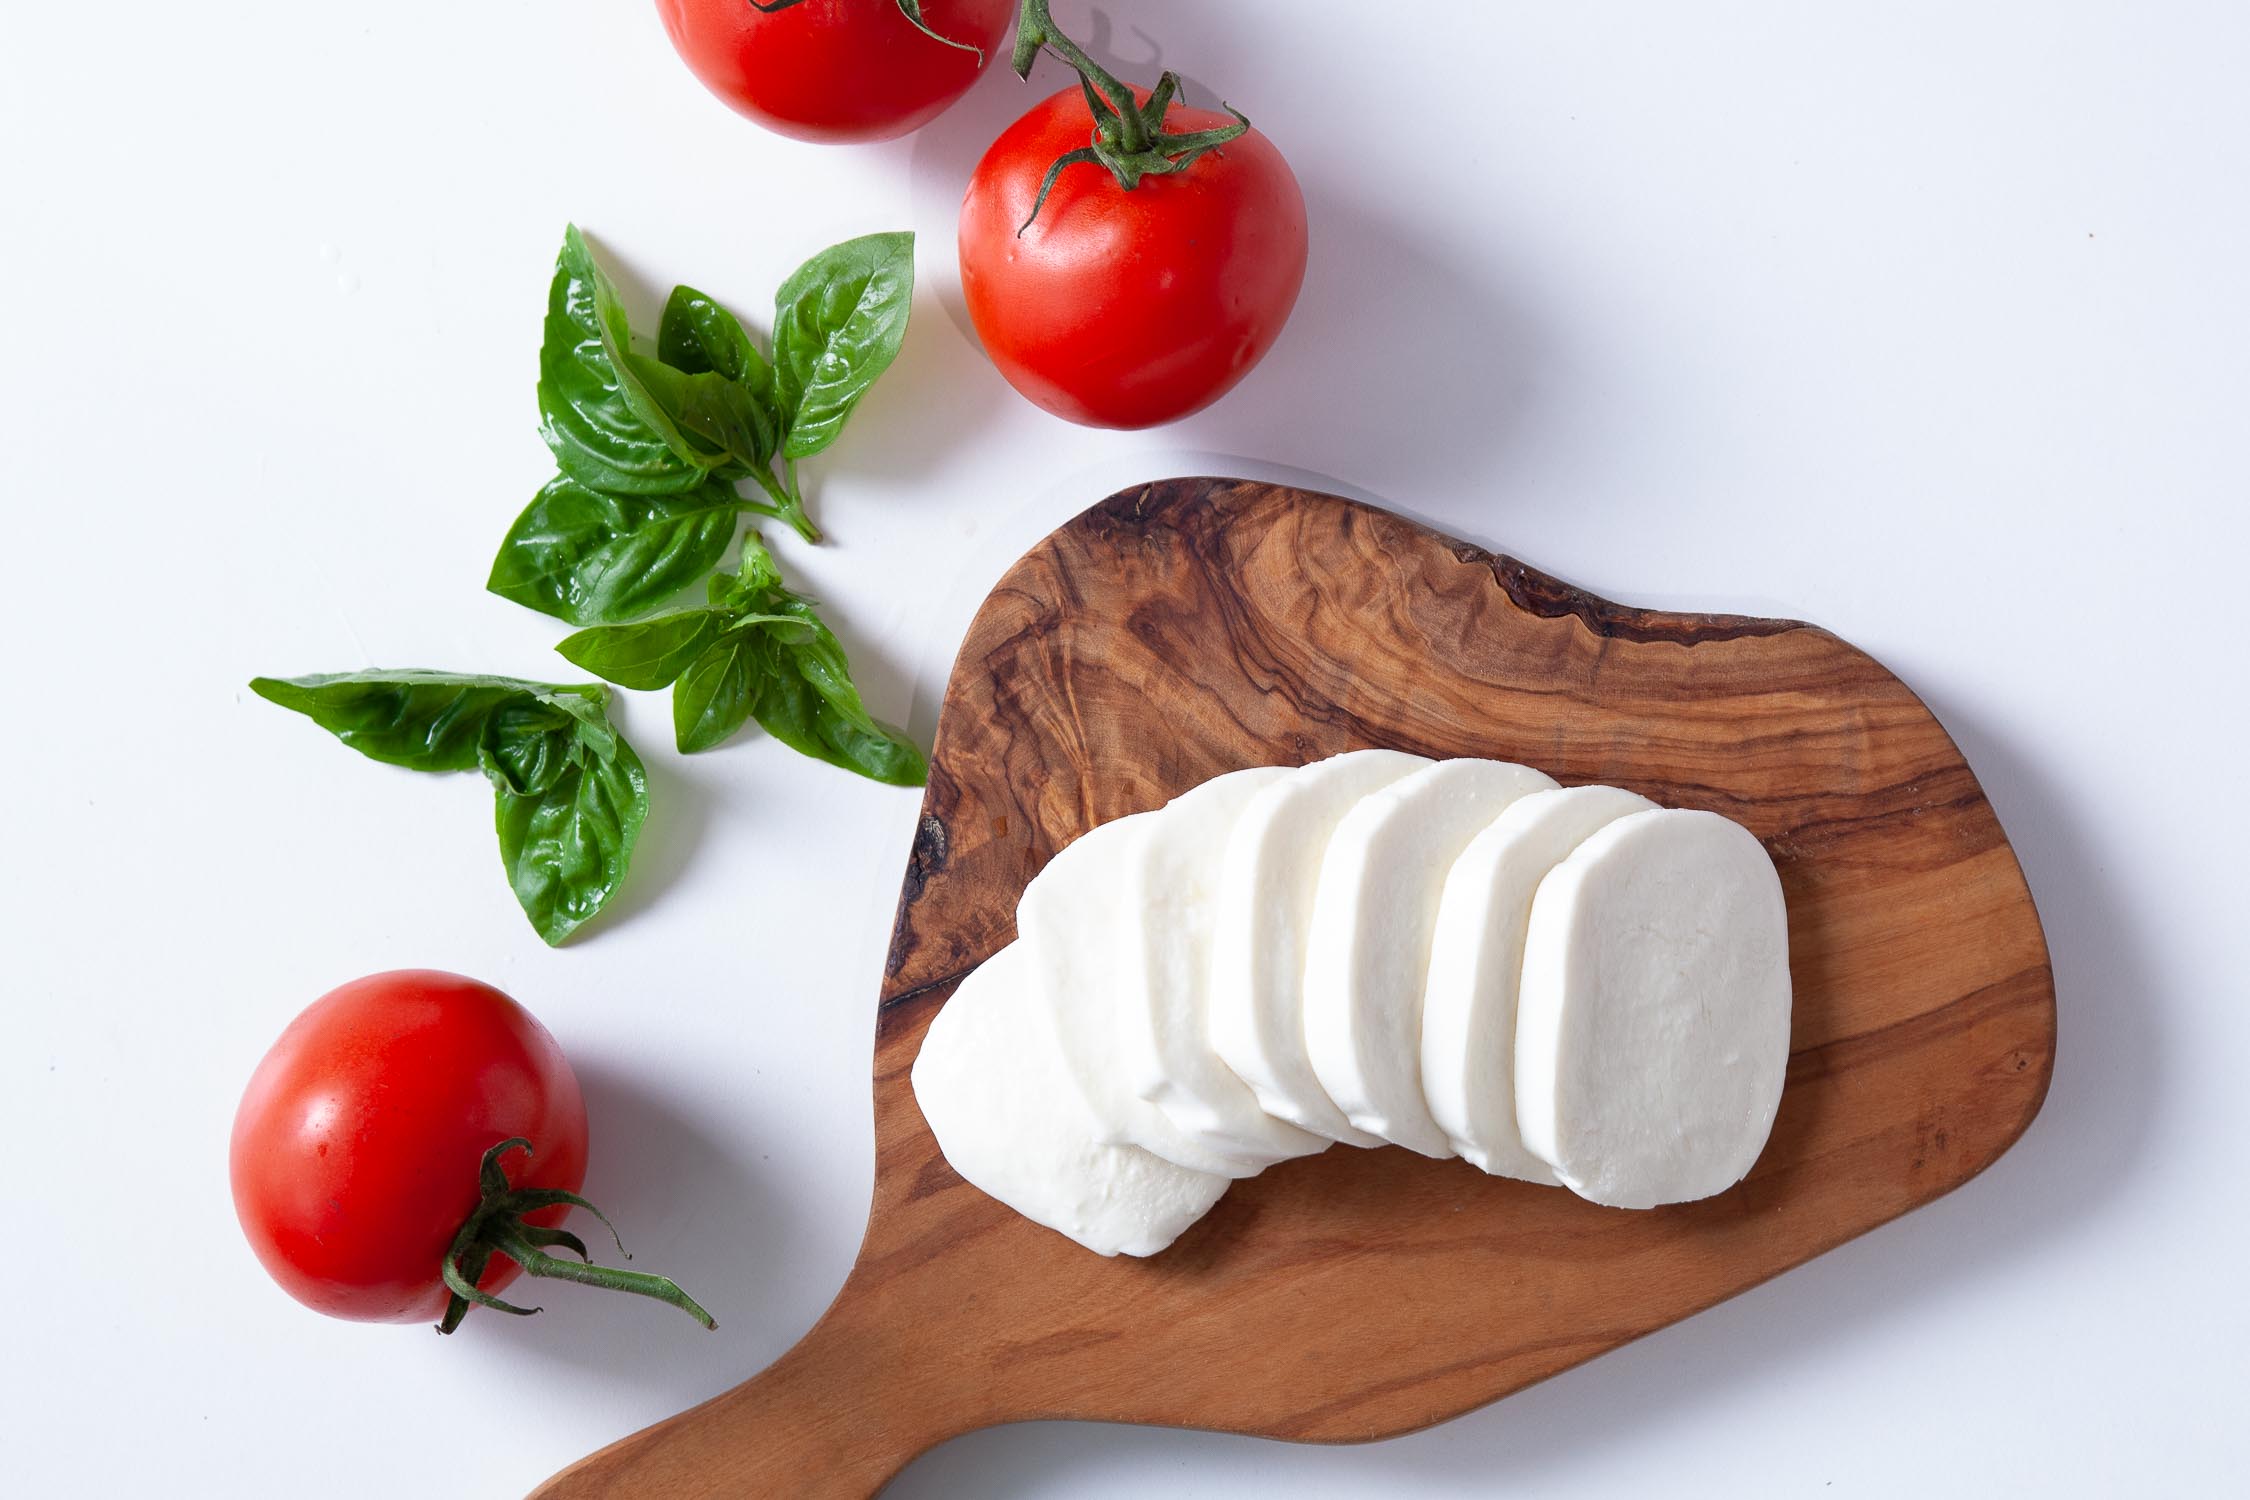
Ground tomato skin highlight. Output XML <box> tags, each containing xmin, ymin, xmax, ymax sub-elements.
<box><xmin>656</xmin><ymin>0</ymin><xmax>1013</xmax><ymax>144</ymax></box>
<box><xmin>958</xmin><ymin>87</ymin><xmax>1309</xmax><ymax>429</ymax></box>
<box><xmin>229</xmin><ymin>971</ymin><xmax>589</xmax><ymax>1324</ymax></box>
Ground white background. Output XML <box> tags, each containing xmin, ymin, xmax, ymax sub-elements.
<box><xmin>6</xmin><ymin>3</ymin><xmax>2245</xmax><ymax>1495</ymax></box>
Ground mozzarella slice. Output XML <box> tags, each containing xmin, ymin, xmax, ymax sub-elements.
<box><xmin>1514</xmin><ymin>808</ymin><xmax>1792</xmax><ymax>1208</ymax></box>
<box><xmin>912</xmin><ymin>944</ymin><xmax>1230</xmax><ymax>1256</ymax></box>
<box><xmin>1420</xmin><ymin>785</ymin><xmax>1657</xmax><ymax>1178</ymax></box>
<box><xmin>1119</xmin><ymin>769</ymin><xmax>1330</xmax><ymax>1165</ymax></box>
<box><xmin>1303</xmin><ymin>758</ymin><xmax>1559</xmax><ymax>1156</ymax></box>
<box><xmin>1019</xmin><ymin>814</ymin><xmax>1268</xmax><ymax>1178</ymax></box>
<box><xmin>1209</xmin><ymin>749</ymin><xmax>1432</xmax><ymax>1146</ymax></box>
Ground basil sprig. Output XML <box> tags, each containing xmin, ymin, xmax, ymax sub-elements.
<box><xmin>248</xmin><ymin>671</ymin><xmax>648</xmax><ymax>945</ymax></box>
<box><xmin>508</xmin><ymin>226</ymin><xmax>914</xmax><ymax>591</ymax></box>
<box><xmin>557</xmin><ymin>536</ymin><xmax>926</xmax><ymax>785</ymax></box>
<box><xmin>495</xmin><ymin>227</ymin><xmax>927</xmax><ymax>788</ymax></box>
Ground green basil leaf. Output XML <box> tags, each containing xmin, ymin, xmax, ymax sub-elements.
<box><xmin>487</xmin><ymin>474</ymin><xmax>743</xmax><ymax>626</ymax></box>
<box><xmin>770</xmin><ymin>231</ymin><xmax>915</xmax><ymax>459</ymax></box>
<box><xmin>478</xmin><ymin>699</ymin><xmax>579</xmax><ymax>796</ymax></box>
<box><xmin>537</xmin><ymin>688</ymin><xmax>618</xmax><ymax>762</ymax></box>
<box><xmin>556</xmin><ymin>610</ymin><xmax>722</xmax><ymax>691</ymax></box>
<box><xmin>248</xmin><ymin>670</ymin><xmax>592</xmax><ymax>772</ymax></box>
<box><xmin>494</xmin><ymin>729</ymin><xmax>648</xmax><ymax>946</ymax></box>
<box><xmin>625</xmin><ymin>351</ymin><xmax>775</xmax><ymax>473</ymax></box>
<box><xmin>660</xmin><ymin>285</ymin><xmax>773</xmax><ymax>388</ymax></box>
<box><xmin>538</xmin><ymin>226</ymin><xmax>712</xmax><ymax>495</ymax></box>
<box><xmin>673</xmin><ymin>630</ymin><xmax>765</xmax><ymax>754</ymax></box>
<box><xmin>763</xmin><ymin>601</ymin><xmax>878</xmax><ymax>728</ymax></box>
<box><xmin>746</xmin><ymin>605</ymin><xmax>927</xmax><ymax>786</ymax></box>
<box><xmin>752</xmin><ymin>656</ymin><xmax>926</xmax><ymax>786</ymax></box>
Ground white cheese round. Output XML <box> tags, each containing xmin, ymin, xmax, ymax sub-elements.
<box><xmin>1303</xmin><ymin>758</ymin><xmax>1559</xmax><ymax>1157</ymax></box>
<box><xmin>1118</xmin><ymin>769</ymin><xmax>1330</xmax><ymax>1166</ymax></box>
<box><xmin>1513</xmin><ymin>808</ymin><xmax>1792</xmax><ymax>1208</ymax></box>
<box><xmin>1018</xmin><ymin>814</ymin><xmax>1268</xmax><ymax>1177</ymax></box>
<box><xmin>1420</xmin><ymin>785</ymin><xmax>1656</xmax><ymax>1179</ymax></box>
<box><xmin>910</xmin><ymin>944</ymin><xmax>1230</xmax><ymax>1257</ymax></box>
<box><xmin>1207</xmin><ymin>749</ymin><xmax>1431</xmax><ymax>1146</ymax></box>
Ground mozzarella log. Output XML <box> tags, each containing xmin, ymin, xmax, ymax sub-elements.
<box><xmin>1513</xmin><ymin>809</ymin><xmax>1792</xmax><ymax>1209</ymax></box>
<box><xmin>914</xmin><ymin>754</ymin><xmax>1795</xmax><ymax>1258</ymax></box>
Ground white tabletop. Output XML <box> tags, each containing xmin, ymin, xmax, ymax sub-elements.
<box><xmin>7</xmin><ymin>3</ymin><xmax>2244</xmax><ymax>1495</ymax></box>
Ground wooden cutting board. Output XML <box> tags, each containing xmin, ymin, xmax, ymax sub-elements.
<box><xmin>533</xmin><ymin>478</ymin><xmax>2055</xmax><ymax>1498</ymax></box>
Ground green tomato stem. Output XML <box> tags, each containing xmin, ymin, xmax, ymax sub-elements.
<box><xmin>1008</xmin><ymin>0</ymin><xmax>1252</xmax><ymax>231</ymax></box>
<box><xmin>749</xmin><ymin>0</ymin><xmax>984</xmax><ymax>60</ymax></box>
<box><xmin>1013</xmin><ymin>0</ymin><xmax>1149</xmax><ymax>152</ymax></box>
<box><xmin>435</xmin><ymin>1137</ymin><xmax>716</xmax><ymax>1335</ymax></box>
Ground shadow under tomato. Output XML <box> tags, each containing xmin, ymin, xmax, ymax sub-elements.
<box><xmin>1178</xmin><ymin>187</ymin><xmax>1548</xmax><ymax>510</ymax></box>
<box><xmin>464</xmin><ymin>1062</ymin><xmax>792</xmax><ymax>1416</ymax></box>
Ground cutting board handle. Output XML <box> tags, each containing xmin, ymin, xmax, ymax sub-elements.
<box><xmin>527</xmin><ymin>1286</ymin><xmax>984</xmax><ymax>1500</ymax></box>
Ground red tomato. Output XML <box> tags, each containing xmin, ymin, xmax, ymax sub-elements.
<box><xmin>230</xmin><ymin>970</ymin><xmax>588</xmax><ymax>1324</ymax></box>
<box><xmin>958</xmin><ymin>86</ymin><xmax>1309</xmax><ymax>429</ymax></box>
<box><xmin>656</xmin><ymin>0</ymin><xmax>1013</xmax><ymax>144</ymax></box>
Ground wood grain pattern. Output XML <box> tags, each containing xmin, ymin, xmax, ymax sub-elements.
<box><xmin>532</xmin><ymin>478</ymin><xmax>2055</xmax><ymax>1499</ymax></box>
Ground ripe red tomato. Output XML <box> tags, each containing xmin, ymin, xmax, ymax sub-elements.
<box><xmin>230</xmin><ymin>971</ymin><xmax>588</xmax><ymax>1324</ymax></box>
<box><xmin>958</xmin><ymin>86</ymin><xmax>1309</xmax><ymax>429</ymax></box>
<box><xmin>656</xmin><ymin>0</ymin><xmax>1013</xmax><ymax>144</ymax></box>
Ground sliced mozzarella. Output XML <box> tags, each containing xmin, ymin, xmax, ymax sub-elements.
<box><xmin>912</xmin><ymin>944</ymin><xmax>1229</xmax><ymax>1256</ymax></box>
<box><xmin>1120</xmin><ymin>769</ymin><xmax>1330</xmax><ymax>1165</ymax></box>
<box><xmin>1019</xmin><ymin>814</ymin><xmax>1268</xmax><ymax>1178</ymax></box>
<box><xmin>1420</xmin><ymin>785</ymin><xmax>1657</xmax><ymax>1178</ymax></box>
<box><xmin>1209</xmin><ymin>749</ymin><xmax>1432</xmax><ymax>1146</ymax></box>
<box><xmin>1514</xmin><ymin>808</ymin><xmax>1792</xmax><ymax>1208</ymax></box>
<box><xmin>1303</xmin><ymin>758</ymin><xmax>1559</xmax><ymax>1156</ymax></box>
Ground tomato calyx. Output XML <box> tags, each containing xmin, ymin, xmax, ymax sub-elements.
<box><xmin>746</xmin><ymin>0</ymin><xmax>987</xmax><ymax>62</ymax></box>
<box><xmin>435</xmin><ymin>1138</ymin><xmax>716</xmax><ymax>1336</ymax></box>
<box><xmin>1008</xmin><ymin>0</ymin><xmax>1250</xmax><ymax>232</ymax></box>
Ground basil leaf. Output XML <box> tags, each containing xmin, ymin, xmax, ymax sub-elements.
<box><xmin>660</xmin><ymin>285</ymin><xmax>773</xmax><ymax>389</ymax></box>
<box><xmin>538</xmin><ymin>226</ymin><xmax>711</xmax><ymax>495</ymax></box>
<box><xmin>770</xmin><ymin>232</ymin><xmax>915</xmax><ymax>459</ymax></box>
<box><xmin>567</xmin><ymin>229</ymin><xmax>731</xmax><ymax>469</ymax></box>
<box><xmin>254</xmin><ymin>671</ymin><xmax>645</xmax><ymax>944</ymax></box>
<box><xmin>487</xmin><ymin>474</ymin><xmax>743</xmax><ymax>626</ymax></box>
<box><xmin>673</xmin><ymin>630</ymin><xmax>765</xmax><ymax>754</ymax></box>
<box><xmin>747</xmin><ymin>605</ymin><xmax>927</xmax><ymax>786</ymax></box>
<box><xmin>248</xmin><ymin>670</ymin><xmax>590</xmax><ymax>772</ymax></box>
<box><xmin>557</xmin><ymin>610</ymin><xmax>722</xmax><ymax>691</ymax></box>
<box><xmin>626</xmin><ymin>351</ymin><xmax>775</xmax><ymax>473</ymax></box>
<box><xmin>538</xmin><ymin>687</ymin><xmax>618</xmax><ymax>761</ymax></box>
<box><xmin>763</xmin><ymin>602</ymin><xmax>878</xmax><ymax>729</ymax></box>
<box><xmin>478</xmin><ymin>699</ymin><xmax>579</xmax><ymax>797</ymax></box>
<box><xmin>495</xmin><ymin>728</ymin><xmax>648</xmax><ymax>946</ymax></box>
<box><xmin>753</xmin><ymin>654</ymin><xmax>926</xmax><ymax>786</ymax></box>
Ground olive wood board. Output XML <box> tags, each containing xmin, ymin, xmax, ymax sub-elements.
<box><xmin>533</xmin><ymin>477</ymin><xmax>2055</xmax><ymax>1498</ymax></box>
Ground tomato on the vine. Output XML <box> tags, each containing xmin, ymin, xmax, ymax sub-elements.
<box><xmin>229</xmin><ymin>970</ymin><xmax>710</xmax><ymax>1332</ymax></box>
<box><xmin>958</xmin><ymin>49</ymin><xmax>1307</xmax><ymax>428</ymax></box>
<box><xmin>656</xmin><ymin>0</ymin><xmax>1013</xmax><ymax>144</ymax></box>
